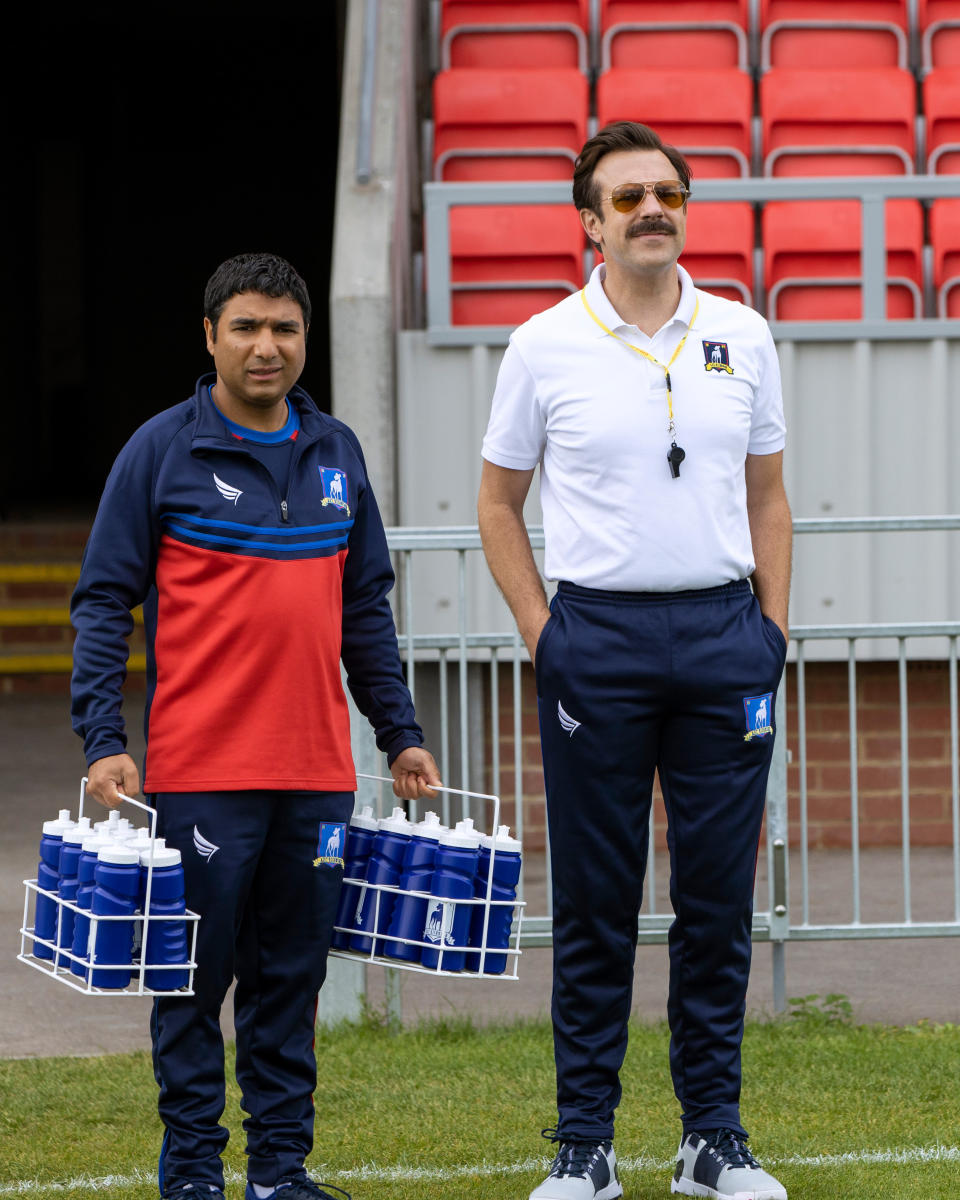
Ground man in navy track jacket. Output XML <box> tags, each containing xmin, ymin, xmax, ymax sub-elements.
<box><xmin>71</xmin><ymin>252</ymin><xmax>440</xmax><ymax>1200</ymax></box>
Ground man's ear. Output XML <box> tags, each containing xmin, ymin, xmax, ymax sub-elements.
<box><xmin>203</xmin><ymin>316</ymin><xmax>216</xmax><ymax>355</ymax></box>
<box><xmin>579</xmin><ymin>207</ymin><xmax>603</xmax><ymax>249</ymax></box>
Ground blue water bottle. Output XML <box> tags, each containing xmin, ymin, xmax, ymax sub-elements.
<box><xmin>350</xmin><ymin>807</ymin><xmax>413</xmax><ymax>956</ymax></box>
<box><xmin>33</xmin><ymin>809</ymin><xmax>75</xmax><ymax>960</ymax></box>
<box><xmin>467</xmin><ymin>825</ymin><xmax>523</xmax><ymax>975</ymax></box>
<box><xmin>332</xmin><ymin>805</ymin><xmax>379</xmax><ymax>950</ymax></box>
<box><xmin>55</xmin><ymin>817</ymin><xmax>91</xmax><ymax>967</ymax></box>
<box><xmin>71</xmin><ymin>831</ymin><xmax>112</xmax><ymax>980</ymax></box>
<box><xmin>141</xmin><ymin>843</ymin><xmax>189</xmax><ymax>991</ymax></box>
<box><xmin>420</xmin><ymin>818</ymin><xmax>482</xmax><ymax>972</ymax></box>
<box><xmin>90</xmin><ymin>845</ymin><xmax>140</xmax><ymax>988</ymax></box>
<box><xmin>383</xmin><ymin>811</ymin><xmax>446</xmax><ymax>963</ymax></box>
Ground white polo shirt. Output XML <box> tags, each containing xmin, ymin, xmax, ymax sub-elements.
<box><xmin>481</xmin><ymin>263</ymin><xmax>785</xmax><ymax>592</ymax></box>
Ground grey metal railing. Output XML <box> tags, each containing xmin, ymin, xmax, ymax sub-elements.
<box><xmin>371</xmin><ymin>517</ymin><xmax>960</xmax><ymax>1011</ymax></box>
<box><xmin>423</xmin><ymin>175</ymin><xmax>960</xmax><ymax>345</ymax></box>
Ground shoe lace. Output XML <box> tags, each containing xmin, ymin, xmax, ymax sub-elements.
<box><xmin>705</xmin><ymin>1129</ymin><xmax>761</xmax><ymax>1170</ymax></box>
<box><xmin>541</xmin><ymin>1129</ymin><xmax>607</xmax><ymax>1178</ymax></box>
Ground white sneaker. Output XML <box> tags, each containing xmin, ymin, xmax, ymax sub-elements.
<box><xmin>529</xmin><ymin>1140</ymin><xmax>622</xmax><ymax>1200</ymax></box>
<box><xmin>671</xmin><ymin>1130</ymin><xmax>786</xmax><ymax>1200</ymax></box>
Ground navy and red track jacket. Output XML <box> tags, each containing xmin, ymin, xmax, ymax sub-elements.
<box><xmin>70</xmin><ymin>375</ymin><xmax>423</xmax><ymax>793</ymax></box>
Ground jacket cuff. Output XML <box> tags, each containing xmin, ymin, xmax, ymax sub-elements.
<box><xmin>384</xmin><ymin>731</ymin><xmax>425</xmax><ymax>768</ymax></box>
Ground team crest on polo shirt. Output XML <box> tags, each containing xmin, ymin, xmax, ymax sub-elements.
<box><xmin>318</xmin><ymin>466</ymin><xmax>350</xmax><ymax>515</ymax></box>
<box><xmin>743</xmin><ymin>693</ymin><xmax>774</xmax><ymax>741</ymax></box>
<box><xmin>314</xmin><ymin>822</ymin><xmax>346</xmax><ymax>868</ymax></box>
<box><xmin>703</xmin><ymin>340</ymin><xmax>734</xmax><ymax>374</ymax></box>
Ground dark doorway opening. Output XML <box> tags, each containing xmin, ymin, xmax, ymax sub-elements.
<box><xmin>4</xmin><ymin>7</ymin><xmax>345</xmax><ymax>517</ymax></box>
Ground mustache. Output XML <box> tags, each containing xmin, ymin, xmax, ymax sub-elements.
<box><xmin>628</xmin><ymin>220</ymin><xmax>675</xmax><ymax>236</ymax></box>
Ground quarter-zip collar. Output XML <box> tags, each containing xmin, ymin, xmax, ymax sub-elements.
<box><xmin>189</xmin><ymin>372</ymin><xmax>329</xmax><ymax>451</ymax></box>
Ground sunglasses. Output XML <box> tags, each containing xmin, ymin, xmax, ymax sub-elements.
<box><xmin>606</xmin><ymin>181</ymin><xmax>690</xmax><ymax>212</ymax></box>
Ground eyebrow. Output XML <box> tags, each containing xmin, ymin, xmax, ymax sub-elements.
<box><xmin>227</xmin><ymin>316</ymin><xmax>302</xmax><ymax>331</ymax></box>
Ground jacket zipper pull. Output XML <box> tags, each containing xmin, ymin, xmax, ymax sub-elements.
<box><xmin>280</xmin><ymin>499</ymin><xmax>289</xmax><ymax>523</ymax></box>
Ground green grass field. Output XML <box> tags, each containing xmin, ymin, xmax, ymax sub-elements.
<box><xmin>1</xmin><ymin>999</ymin><xmax>958</xmax><ymax>1199</ymax></box>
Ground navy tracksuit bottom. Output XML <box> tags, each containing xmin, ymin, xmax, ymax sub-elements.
<box><xmin>150</xmin><ymin>789</ymin><xmax>353</xmax><ymax>1194</ymax></box>
<box><xmin>535</xmin><ymin>579</ymin><xmax>787</xmax><ymax>1142</ymax></box>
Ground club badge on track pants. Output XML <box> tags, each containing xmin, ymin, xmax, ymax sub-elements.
<box><xmin>536</xmin><ymin>579</ymin><xmax>787</xmax><ymax>1141</ymax></box>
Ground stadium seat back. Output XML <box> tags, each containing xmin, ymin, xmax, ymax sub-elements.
<box><xmin>763</xmin><ymin>199</ymin><xmax>923</xmax><ymax>319</ymax></box>
<box><xmin>760</xmin><ymin>0</ymin><xmax>909</xmax><ymax>68</ymax></box>
<box><xmin>680</xmin><ymin>201</ymin><xmax>755</xmax><ymax>304</ymax></box>
<box><xmin>601</xmin><ymin>0</ymin><xmax>749</xmax><ymax>68</ymax></box>
<box><xmin>761</xmin><ymin>68</ymin><xmax>916</xmax><ymax>176</ymax></box>
<box><xmin>924</xmin><ymin>68</ymin><xmax>960</xmax><ymax>174</ymax></box>
<box><xmin>441</xmin><ymin>0</ymin><xmax>590</xmax><ymax>69</ymax></box>
<box><xmin>919</xmin><ymin>0</ymin><xmax>960</xmax><ymax>69</ymax></box>
<box><xmin>449</xmin><ymin>204</ymin><xmax>586</xmax><ymax>326</ymax></box>
<box><xmin>433</xmin><ymin>69</ymin><xmax>589</xmax><ymax>181</ymax></box>
<box><xmin>929</xmin><ymin>198</ymin><xmax>960</xmax><ymax>316</ymax></box>
<box><xmin>596</xmin><ymin>68</ymin><xmax>753</xmax><ymax>178</ymax></box>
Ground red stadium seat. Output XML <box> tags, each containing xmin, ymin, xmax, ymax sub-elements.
<box><xmin>432</xmin><ymin>68</ymin><xmax>589</xmax><ymax>181</ymax></box>
<box><xmin>761</xmin><ymin>68</ymin><xmax>916</xmax><ymax>176</ymax></box>
<box><xmin>600</xmin><ymin>0</ymin><xmax>749</xmax><ymax>70</ymax></box>
<box><xmin>440</xmin><ymin>0</ymin><xmax>590</xmax><ymax>70</ymax></box>
<box><xmin>681</xmin><ymin>202</ymin><xmax>755</xmax><ymax>304</ymax></box>
<box><xmin>759</xmin><ymin>0</ymin><xmax>909</xmax><ymax>69</ymax></box>
<box><xmin>449</xmin><ymin>204</ymin><xmax>586</xmax><ymax>326</ymax></box>
<box><xmin>597</xmin><ymin>68</ymin><xmax>754</xmax><ymax>178</ymax></box>
<box><xmin>920</xmin><ymin>0</ymin><xmax>960</xmax><ymax>71</ymax></box>
<box><xmin>762</xmin><ymin>199</ymin><xmax>924</xmax><ymax>319</ymax></box>
<box><xmin>924</xmin><ymin>68</ymin><xmax>960</xmax><ymax>174</ymax></box>
<box><xmin>930</xmin><ymin>198</ymin><xmax>960</xmax><ymax>316</ymax></box>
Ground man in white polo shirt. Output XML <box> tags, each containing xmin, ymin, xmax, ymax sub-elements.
<box><xmin>478</xmin><ymin>122</ymin><xmax>791</xmax><ymax>1200</ymax></box>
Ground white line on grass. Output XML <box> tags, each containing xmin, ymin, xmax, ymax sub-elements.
<box><xmin>2</xmin><ymin>1145</ymin><xmax>958</xmax><ymax>1194</ymax></box>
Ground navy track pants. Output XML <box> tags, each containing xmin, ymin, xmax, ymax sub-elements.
<box><xmin>535</xmin><ymin>579</ymin><xmax>786</xmax><ymax>1142</ymax></box>
<box><xmin>150</xmin><ymin>789</ymin><xmax>353</xmax><ymax>1194</ymax></box>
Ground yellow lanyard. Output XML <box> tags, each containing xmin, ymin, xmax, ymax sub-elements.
<box><xmin>580</xmin><ymin>288</ymin><xmax>699</xmax><ymax>437</ymax></box>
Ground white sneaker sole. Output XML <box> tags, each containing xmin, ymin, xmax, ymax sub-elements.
<box><xmin>671</xmin><ymin>1178</ymin><xmax>787</xmax><ymax>1200</ymax></box>
<box><xmin>530</xmin><ymin>1183</ymin><xmax>623</xmax><ymax>1200</ymax></box>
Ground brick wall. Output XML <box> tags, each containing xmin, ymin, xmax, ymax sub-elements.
<box><xmin>485</xmin><ymin>660</ymin><xmax>957</xmax><ymax>852</ymax></box>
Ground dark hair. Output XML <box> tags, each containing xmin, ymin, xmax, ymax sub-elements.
<box><xmin>572</xmin><ymin>121</ymin><xmax>692</xmax><ymax>216</ymax></box>
<box><xmin>203</xmin><ymin>252</ymin><xmax>312</xmax><ymax>338</ymax></box>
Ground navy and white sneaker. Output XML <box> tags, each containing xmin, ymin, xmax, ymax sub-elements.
<box><xmin>244</xmin><ymin>1178</ymin><xmax>350</xmax><ymax>1200</ymax></box>
<box><xmin>529</xmin><ymin>1138</ymin><xmax>623</xmax><ymax>1199</ymax></box>
<box><xmin>671</xmin><ymin>1130</ymin><xmax>786</xmax><ymax>1200</ymax></box>
<box><xmin>163</xmin><ymin>1186</ymin><xmax>225</xmax><ymax>1199</ymax></box>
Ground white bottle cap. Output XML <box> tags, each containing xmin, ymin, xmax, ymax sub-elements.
<box><xmin>350</xmin><ymin>804</ymin><xmax>379</xmax><ymax>831</ymax></box>
<box><xmin>63</xmin><ymin>817</ymin><xmax>93</xmax><ymax>845</ymax></box>
<box><xmin>412</xmin><ymin>811</ymin><xmax>446</xmax><ymax>840</ymax></box>
<box><xmin>481</xmin><ymin>824</ymin><xmax>522</xmax><ymax>852</ymax></box>
<box><xmin>140</xmin><ymin>844</ymin><xmax>181</xmax><ymax>868</ymax></box>
<box><xmin>94</xmin><ymin>810</ymin><xmax>121</xmax><ymax>834</ymax></box>
<box><xmin>96</xmin><ymin>845</ymin><xmax>140</xmax><ymax>866</ymax></box>
<box><xmin>441</xmin><ymin>817</ymin><xmax>482</xmax><ymax>849</ymax></box>
<box><xmin>82</xmin><ymin>831</ymin><xmax>114</xmax><ymax>854</ymax></box>
<box><xmin>42</xmin><ymin>808</ymin><xmax>76</xmax><ymax>836</ymax></box>
<box><xmin>378</xmin><ymin>806</ymin><xmax>414</xmax><ymax>836</ymax></box>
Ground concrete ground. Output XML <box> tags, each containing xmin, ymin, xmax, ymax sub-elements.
<box><xmin>3</xmin><ymin>694</ymin><xmax>959</xmax><ymax>1060</ymax></box>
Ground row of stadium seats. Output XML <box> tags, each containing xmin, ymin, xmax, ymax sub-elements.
<box><xmin>438</xmin><ymin>0</ymin><xmax>960</xmax><ymax>73</ymax></box>
<box><xmin>433</xmin><ymin>65</ymin><xmax>960</xmax><ymax>181</ymax></box>
<box><xmin>430</xmin><ymin>1</ymin><xmax>960</xmax><ymax>325</ymax></box>
<box><xmin>449</xmin><ymin>199</ymin><xmax>960</xmax><ymax>324</ymax></box>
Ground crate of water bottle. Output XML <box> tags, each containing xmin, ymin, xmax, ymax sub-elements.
<box><xmin>329</xmin><ymin>777</ymin><xmax>525</xmax><ymax>979</ymax></box>
<box><xmin>18</xmin><ymin>781</ymin><xmax>199</xmax><ymax>997</ymax></box>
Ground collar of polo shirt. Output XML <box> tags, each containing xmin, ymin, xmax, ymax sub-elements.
<box><xmin>585</xmin><ymin>262</ymin><xmax>699</xmax><ymax>338</ymax></box>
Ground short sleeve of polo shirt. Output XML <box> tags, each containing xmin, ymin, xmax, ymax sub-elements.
<box><xmin>747</xmin><ymin>320</ymin><xmax>786</xmax><ymax>456</ymax></box>
<box><xmin>481</xmin><ymin>339</ymin><xmax>546</xmax><ymax>471</ymax></box>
